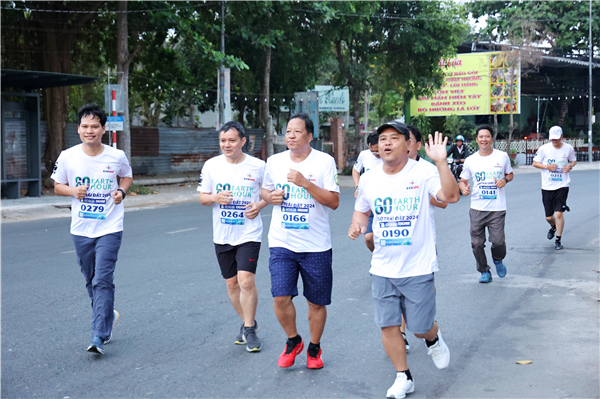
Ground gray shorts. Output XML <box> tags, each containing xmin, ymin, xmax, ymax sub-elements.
<box><xmin>371</xmin><ymin>273</ymin><xmax>436</xmax><ymax>334</ymax></box>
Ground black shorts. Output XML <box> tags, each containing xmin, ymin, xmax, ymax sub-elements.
<box><xmin>214</xmin><ymin>241</ymin><xmax>261</xmax><ymax>279</ymax></box>
<box><xmin>542</xmin><ymin>187</ymin><xmax>570</xmax><ymax>217</ymax></box>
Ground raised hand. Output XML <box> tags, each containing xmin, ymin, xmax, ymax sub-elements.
<box><xmin>212</xmin><ymin>190</ymin><xmax>233</xmax><ymax>205</ymax></box>
<box><xmin>425</xmin><ymin>131</ymin><xmax>449</xmax><ymax>164</ymax></box>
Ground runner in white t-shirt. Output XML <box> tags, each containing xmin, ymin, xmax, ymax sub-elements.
<box><xmin>532</xmin><ymin>126</ymin><xmax>577</xmax><ymax>250</ymax></box>
<box><xmin>261</xmin><ymin>113</ymin><xmax>339</xmax><ymax>370</ymax></box>
<box><xmin>52</xmin><ymin>104</ymin><xmax>133</xmax><ymax>355</ymax></box>
<box><xmin>349</xmin><ymin>120</ymin><xmax>459</xmax><ymax>399</ymax></box>
<box><xmin>352</xmin><ymin>132</ymin><xmax>383</xmax><ymax>252</ymax></box>
<box><xmin>198</xmin><ymin>121</ymin><xmax>266</xmax><ymax>352</ymax></box>
<box><xmin>459</xmin><ymin>125</ymin><xmax>513</xmax><ymax>283</ymax></box>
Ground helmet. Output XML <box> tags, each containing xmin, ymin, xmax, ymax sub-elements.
<box><xmin>456</xmin><ymin>135</ymin><xmax>464</xmax><ymax>141</ymax></box>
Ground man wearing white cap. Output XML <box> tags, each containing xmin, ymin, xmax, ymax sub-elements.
<box><xmin>532</xmin><ymin>126</ymin><xmax>577</xmax><ymax>250</ymax></box>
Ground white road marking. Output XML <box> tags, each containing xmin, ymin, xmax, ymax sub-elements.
<box><xmin>61</xmin><ymin>250</ymin><xmax>76</xmax><ymax>254</ymax></box>
<box><xmin>166</xmin><ymin>227</ymin><xmax>199</xmax><ymax>234</ymax></box>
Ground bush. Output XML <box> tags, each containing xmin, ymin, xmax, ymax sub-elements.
<box><xmin>127</xmin><ymin>184</ymin><xmax>153</xmax><ymax>196</ymax></box>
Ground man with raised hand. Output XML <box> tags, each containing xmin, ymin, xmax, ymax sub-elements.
<box><xmin>52</xmin><ymin>103</ymin><xmax>132</xmax><ymax>355</ymax></box>
<box><xmin>459</xmin><ymin>124</ymin><xmax>513</xmax><ymax>283</ymax></box>
<box><xmin>532</xmin><ymin>126</ymin><xmax>577</xmax><ymax>250</ymax></box>
<box><xmin>198</xmin><ymin>121</ymin><xmax>267</xmax><ymax>352</ymax></box>
<box><xmin>261</xmin><ymin>113</ymin><xmax>339</xmax><ymax>370</ymax></box>
<box><xmin>352</xmin><ymin>132</ymin><xmax>383</xmax><ymax>252</ymax></box>
<box><xmin>349</xmin><ymin>120</ymin><xmax>459</xmax><ymax>399</ymax></box>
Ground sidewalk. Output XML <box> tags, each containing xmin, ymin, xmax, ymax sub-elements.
<box><xmin>2</xmin><ymin>162</ymin><xmax>598</xmax><ymax>223</ymax></box>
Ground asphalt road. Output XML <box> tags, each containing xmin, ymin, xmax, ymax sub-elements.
<box><xmin>2</xmin><ymin>170</ymin><xmax>599</xmax><ymax>399</ymax></box>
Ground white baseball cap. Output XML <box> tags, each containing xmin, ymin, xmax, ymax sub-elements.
<box><xmin>549</xmin><ymin>126</ymin><xmax>563</xmax><ymax>140</ymax></box>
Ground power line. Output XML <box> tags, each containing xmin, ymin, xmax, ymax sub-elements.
<box><xmin>1</xmin><ymin>2</ymin><xmax>220</xmax><ymax>14</ymax></box>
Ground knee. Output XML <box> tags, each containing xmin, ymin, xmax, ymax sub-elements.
<box><xmin>555</xmin><ymin>212</ymin><xmax>564</xmax><ymax>221</ymax></box>
<box><xmin>307</xmin><ymin>302</ymin><xmax>326</xmax><ymax>312</ymax></box>
<box><xmin>273</xmin><ymin>296</ymin><xmax>292</xmax><ymax>308</ymax></box>
<box><xmin>365</xmin><ymin>234</ymin><xmax>373</xmax><ymax>245</ymax></box>
<box><xmin>471</xmin><ymin>239</ymin><xmax>484</xmax><ymax>250</ymax></box>
<box><xmin>237</xmin><ymin>274</ymin><xmax>256</xmax><ymax>291</ymax></box>
<box><xmin>225</xmin><ymin>277</ymin><xmax>240</xmax><ymax>292</ymax></box>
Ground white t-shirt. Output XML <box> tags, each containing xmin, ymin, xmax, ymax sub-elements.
<box><xmin>418</xmin><ymin>157</ymin><xmax>439</xmax><ymax>242</ymax></box>
<box><xmin>51</xmin><ymin>144</ymin><xmax>133</xmax><ymax>238</ymax></box>
<box><xmin>355</xmin><ymin>159</ymin><xmax>442</xmax><ymax>279</ymax></box>
<box><xmin>460</xmin><ymin>149</ymin><xmax>513</xmax><ymax>211</ymax></box>
<box><xmin>198</xmin><ymin>154</ymin><xmax>265</xmax><ymax>246</ymax></box>
<box><xmin>354</xmin><ymin>149</ymin><xmax>383</xmax><ymax>173</ymax></box>
<box><xmin>263</xmin><ymin>149</ymin><xmax>339</xmax><ymax>252</ymax></box>
<box><xmin>532</xmin><ymin>142</ymin><xmax>576</xmax><ymax>190</ymax></box>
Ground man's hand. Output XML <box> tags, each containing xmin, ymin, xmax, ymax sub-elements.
<box><xmin>287</xmin><ymin>169</ymin><xmax>308</xmax><ymax>188</ymax></box>
<box><xmin>425</xmin><ymin>131</ymin><xmax>449</xmax><ymax>164</ymax></box>
<box><xmin>348</xmin><ymin>222</ymin><xmax>366</xmax><ymax>240</ymax></box>
<box><xmin>212</xmin><ymin>190</ymin><xmax>233</xmax><ymax>205</ymax></box>
<box><xmin>245</xmin><ymin>202</ymin><xmax>263</xmax><ymax>219</ymax></box>
<box><xmin>494</xmin><ymin>178</ymin><xmax>507</xmax><ymax>189</ymax></box>
<box><xmin>562</xmin><ymin>164</ymin><xmax>572</xmax><ymax>173</ymax></box>
<box><xmin>547</xmin><ymin>163</ymin><xmax>558</xmax><ymax>172</ymax></box>
<box><xmin>461</xmin><ymin>182</ymin><xmax>471</xmax><ymax>196</ymax></box>
<box><xmin>111</xmin><ymin>189</ymin><xmax>124</xmax><ymax>205</ymax></box>
<box><xmin>74</xmin><ymin>185</ymin><xmax>89</xmax><ymax>200</ymax></box>
<box><xmin>271</xmin><ymin>189</ymin><xmax>285</xmax><ymax>205</ymax></box>
<box><xmin>354</xmin><ymin>187</ymin><xmax>359</xmax><ymax>199</ymax></box>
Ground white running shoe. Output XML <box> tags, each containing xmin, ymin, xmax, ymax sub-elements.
<box><xmin>426</xmin><ymin>330</ymin><xmax>450</xmax><ymax>369</ymax></box>
<box><xmin>103</xmin><ymin>310</ymin><xmax>120</xmax><ymax>345</ymax></box>
<box><xmin>386</xmin><ymin>373</ymin><xmax>414</xmax><ymax>398</ymax></box>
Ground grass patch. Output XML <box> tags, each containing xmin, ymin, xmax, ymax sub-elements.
<box><xmin>127</xmin><ymin>184</ymin><xmax>154</xmax><ymax>196</ymax></box>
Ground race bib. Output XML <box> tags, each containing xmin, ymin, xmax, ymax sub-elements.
<box><xmin>378</xmin><ymin>219</ymin><xmax>413</xmax><ymax>246</ymax></box>
<box><xmin>220</xmin><ymin>204</ymin><xmax>245</xmax><ymax>225</ymax></box>
<box><xmin>478</xmin><ymin>183</ymin><xmax>498</xmax><ymax>200</ymax></box>
<box><xmin>281</xmin><ymin>206</ymin><xmax>309</xmax><ymax>229</ymax></box>
<box><xmin>78</xmin><ymin>201</ymin><xmax>107</xmax><ymax>220</ymax></box>
<box><xmin>550</xmin><ymin>172</ymin><xmax>563</xmax><ymax>182</ymax></box>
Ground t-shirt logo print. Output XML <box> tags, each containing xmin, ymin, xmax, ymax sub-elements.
<box><xmin>103</xmin><ymin>165</ymin><xmax>115</xmax><ymax>174</ymax></box>
<box><xmin>307</xmin><ymin>173</ymin><xmax>316</xmax><ymax>183</ymax></box>
<box><xmin>244</xmin><ymin>173</ymin><xmax>255</xmax><ymax>182</ymax></box>
<box><xmin>406</xmin><ymin>180</ymin><xmax>419</xmax><ymax>190</ymax></box>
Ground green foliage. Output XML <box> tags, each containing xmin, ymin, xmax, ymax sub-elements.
<box><xmin>468</xmin><ymin>1</ymin><xmax>599</xmax><ymax>54</ymax></box>
<box><xmin>127</xmin><ymin>184</ymin><xmax>153</xmax><ymax>196</ymax></box>
<box><xmin>443</xmin><ymin>115</ymin><xmax>476</xmax><ymax>140</ymax></box>
<box><xmin>412</xmin><ymin>114</ymin><xmax>432</xmax><ymax>136</ymax></box>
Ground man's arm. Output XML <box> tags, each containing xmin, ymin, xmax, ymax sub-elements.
<box><xmin>430</xmin><ymin>195</ymin><xmax>447</xmax><ymax>209</ymax></box>
<box><xmin>112</xmin><ymin>177</ymin><xmax>133</xmax><ymax>205</ymax></box>
<box><xmin>287</xmin><ymin>169</ymin><xmax>339</xmax><ymax>210</ymax></box>
<box><xmin>199</xmin><ymin>190</ymin><xmax>233</xmax><ymax>206</ymax></box>
<box><xmin>352</xmin><ymin>168</ymin><xmax>361</xmax><ymax>199</ymax></box>
<box><xmin>261</xmin><ymin>188</ymin><xmax>284</xmax><ymax>206</ymax></box>
<box><xmin>495</xmin><ymin>172</ymin><xmax>513</xmax><ymax>188</ymax></box>
<box><xmin>348</xmin><ymin>210</ymin><xmax>370</xmax><ymax>240</ymax></box>
<box><xmin>55</xmin><ymin>182</ymin><xmax>88</xmax><ymax>199</ymax></box>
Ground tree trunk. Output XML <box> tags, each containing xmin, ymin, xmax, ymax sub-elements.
<box><xmin>261</xmin><ymin>41</ymin><xmax>273</xmax><ymax>157</ymax></box>
<box><xmin>493</xmin><ymin>113</ymin><xmax>499</xmax><ymax>143</ymax></box>
<box><xmin>351</xmin><ymin>86</ymin><xmax>361</xmax><ymax>151</ymax></box>
<box><xmin>363</xmin><ymin>89</ymin><xmax>370</xmax><ymax>149</ymax></box>
<box><xmin>117</xmin><ymin>1</ymin><xmax>131</xmax><ymax>161</ymax></box>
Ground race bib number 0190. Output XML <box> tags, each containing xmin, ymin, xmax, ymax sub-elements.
<box><xmin>378</xmin><ymin>220</ymin><xmax>412</xmax><ymax>246</ymax></box>
<box><xmin>281</xmin><ymin>206</ymin><xmax>309</xmax><ymax>229</ymax></box>
<box><xmin>220</xmin><ymin>204</ymin><xmax>245</xmax><ymax>225</ymax></box>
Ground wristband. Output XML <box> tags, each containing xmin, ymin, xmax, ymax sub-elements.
<box><xmin>117</xmin><ymin>188</ymin><xmax>127</xmax><ymax>199</ymax></box>
<box><xmin>502</xmin><ymin>177</ymin><xmax>509</xmax><ymax>184</ymax></box>
<box><xmin>354</xmin><ymin>186</ymin><xmax>359</xmax><ymax>190</ymax></box>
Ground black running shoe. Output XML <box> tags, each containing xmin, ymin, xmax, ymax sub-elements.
<box><xmin>555</xmin><ymin>240</ymin><xmax>563</xmax><ymax>250</ymax></box>
<box><xmin>547</xmin><ymin>225</ymin><xmax>556</xmax><ymax>240</ymax></box>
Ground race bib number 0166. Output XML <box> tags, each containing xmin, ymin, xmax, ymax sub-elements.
<box><xmin>281</xmin><ymin>206</ymin><xmax>309</xmax><ymax>229</ymax></box>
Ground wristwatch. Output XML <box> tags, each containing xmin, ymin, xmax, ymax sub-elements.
<box><xmin>117</xmin><ymin>188</ymin><xmax>127</xmax><ymax>199</ymax></box>
<box><xmin>354</xmin><ymin>186</ymin><xmax>359</xmax><ymax>190</ymax></box>
<box><xmin>502</xmin><ymin>177</ymin><xmax>509</xmax><ymax>184</ymax></box>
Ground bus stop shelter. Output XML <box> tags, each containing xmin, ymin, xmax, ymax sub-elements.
<box><xmin>1</xmin><ymin>69</ymin><xmax>99</xmax><ymax>199</ymax></box>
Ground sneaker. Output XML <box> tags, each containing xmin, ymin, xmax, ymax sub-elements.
<box><xmin>402</xmin><ymin>332</ymin><xmax>410</xmax><ymax>352</ymax></box>
<box><xmin>307</xmin><ymin>347</ymin><xmax>324</xmax><ymax>369</ymax></box>
<box><xmin>87</xmin><ymin>336</ymin><xmax>104</xmax><ymax>355</ymax></box>
<box><xmin>235</xmin><ymin>320</ymin><xmax>259</xmax><ymax>345</ymax></box>
<box><xmin>243</xmin><ymin>326</ymin><xmax>261</xmax><ymax>352</ymax></box>
<box><xmin>479</xmin><ymin>271</ymin><xmax>492</xmax><ymax>283</ymax></box>
<box><xmin>386</xmin><ymin>373</ymin><xmax>414</xmax><ymax>398</ymax></box>
<box><xmin>103</xmin><ymin>310</ymin><xmax>120</xmax><ymax>345</ymax></box>
<box><xmin>426</xmin><ymin>330</ymin><xmax>450</xmax><ymax>369</ymax></box>
<box><xmin>493</xmin><ymin>260</ymin><xmax>507</xmax><ymax>278</ymax></box>
<box><xmin>547</xmin><ymin>225</ymin><xmax>556</xmax><ymax>240</ymax></box>
<box><xmin>278</xmin><ymin>337</ymin><xmax>304</xmax><ymax>368</ymax></box>
<box><xmin>555</xmin><ymin>240</ymin><xmax>563</xmax><ymax>250</ymax></box>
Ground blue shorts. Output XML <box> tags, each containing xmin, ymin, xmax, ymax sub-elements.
<box><xmin>365</xmin><ymin>213</ymin><xmax>374</xmax><ymax>235</ymax></box>
<box><xmin>269</xmin><ymin>247</ymin><xmax>333</xmax><ymax>305</ymax></box>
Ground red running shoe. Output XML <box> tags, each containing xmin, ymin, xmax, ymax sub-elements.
<box><xmin>278</xmin><ymin>338</ymin><xmax>304</xmax><ymax>368</ymax></box>
<box><xmin>306</xmin><ymin>348</ymin><xmax>324</xmax><ymax>369</ymax></box>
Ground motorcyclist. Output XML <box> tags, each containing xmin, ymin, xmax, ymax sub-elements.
<box><xmin>447</xmin><ymin>135</ymin><xmax>469</xmax><ymax>178</ymax></box>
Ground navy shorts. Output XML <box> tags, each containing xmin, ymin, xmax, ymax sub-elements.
<box><xmin>365</xmin><ymin>213</ymin><xmax>374</xmax><ymax>235</ymax></box>
<box><xmin>269</xmin><ymin>247</ymin><xmax>333</xmax><ymax>305</ymax></box>
<box><xmin>214</xmin><ymin>241</ymin><xmax>261</xmax><ymax>280</ymax></box>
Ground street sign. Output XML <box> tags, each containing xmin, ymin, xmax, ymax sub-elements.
<box><xmin>105</xmin><ymin>116</ymin><xmax>124</xmax><ymax>131</ymax></box>
<box><xmin>104</xmin><ymin>84</ymin><xmax>124</xmax><ymax>113</ymax></box>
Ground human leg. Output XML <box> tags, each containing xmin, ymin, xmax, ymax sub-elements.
<box><xmin>365</xmin><ymin>213</ymin><xmax>375</xmax><ymax>252</ymax></box>
<box><xmin>234</xmin><ymin>242</ymin><xmax>261</xmax><ymax>327</ymax></box>
<box><xmin>469</xmin><ymin>209</ymin><xmax>490</xmax><ymax>274</ymax></box>
<box><xmin>555</xmin><ymin>211</ymin><xmax>565</xmax><ymax>237</ymax></box>
<box><xmin>215</xmin><ymin>244</ymin><xmax>245</xmax><ymax>320</ymax></box>
<box><xmin>488</xmin><ymin>211</ymin><xmax>507</xmax><ymax>262</ymax></box>
<box><xmin>382</xmin><ymin>325</ymin><xmax>408</xmax><ymax>371</ymax></box>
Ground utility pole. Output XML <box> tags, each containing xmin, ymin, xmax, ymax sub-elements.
<box><xmin>588</xmin><ymin>0</ymin><xmax>593</xmax><ymax>163</ymax></box>
<box><xmin>218</xmin><ymin>1</ymin><xmax>225</xmax><ymax>129</ymax></box>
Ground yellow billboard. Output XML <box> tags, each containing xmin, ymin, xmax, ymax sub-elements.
<box><xmin>410</xmin><ymin>52</ymin><xmax>520</xmax><ymax>116</ymax></box>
